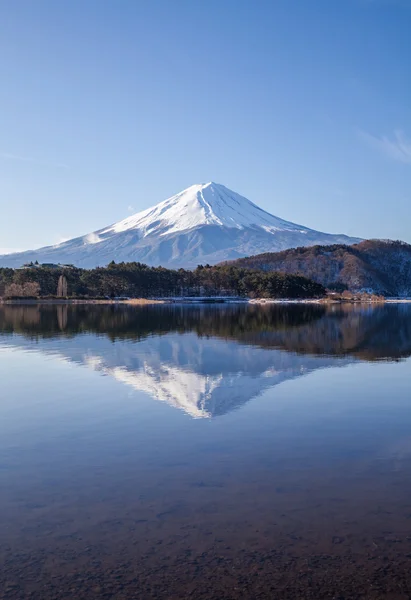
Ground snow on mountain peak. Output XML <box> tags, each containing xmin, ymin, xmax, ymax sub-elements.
<box><xmin>101</xmin><ymin>182</ymin><xmax>308</xmax><ymax>238</ymax></box>
<box><xmin>0</xmin><ymin>181</ymin><xmax>363</xmax><ymax>270</ymax></box>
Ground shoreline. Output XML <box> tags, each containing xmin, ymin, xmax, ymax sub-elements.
<box><xmin>1</xmin><ymin>296</ymin><xmax>411</xmax><ymax>306</ymax></box>
<box><xmin>0</xmin><ymin>298</ymin><xmax>165</xmax><ymax>306</ymax></box>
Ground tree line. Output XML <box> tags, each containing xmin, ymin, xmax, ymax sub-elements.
<box><xmin>0</xmin><ymin>261</ymin><xmax>325</xmax><ymax>299</ymax></box>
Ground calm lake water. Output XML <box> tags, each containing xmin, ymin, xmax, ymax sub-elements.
<box><xmin>1</xmin><ymin>303</ymin><xmax>411</xmax><ymax>599</ymax></box>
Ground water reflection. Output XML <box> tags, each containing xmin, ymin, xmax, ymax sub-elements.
<box><xmin>1</xmin><ymin>304</ymin><xmax>410</xmax><ymax>418</ymax></box>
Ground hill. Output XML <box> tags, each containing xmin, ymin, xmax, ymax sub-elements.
<box><xmin>224</xmin><ymin>240</ymin><xmax>411</xmax><ymax>297</ymax></box>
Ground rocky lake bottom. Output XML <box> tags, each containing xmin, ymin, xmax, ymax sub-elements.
<box><xmin>1</xmin><ymin>303</ymin><xmax>411</xmax><ymax>599</ymax></box>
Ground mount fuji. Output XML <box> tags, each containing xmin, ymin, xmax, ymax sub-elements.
<box><xmin>0</xmin><ymin>182</ymin><xmax>362</xmax><ymax>269</ymax></box>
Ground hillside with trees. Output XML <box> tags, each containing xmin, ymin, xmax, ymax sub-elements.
<box><xmin>0</xmin><ymin>262</ymin><xmax>325</xmax><ymax>300</ymax></box>
<box><xmin>224</xmin><ymin>240</ymin><xmax>411</xmax><ymax>297</ymax></box>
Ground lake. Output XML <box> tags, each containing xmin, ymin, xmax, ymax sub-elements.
<box><xmin>1</xmin><ymin>303</ymin><xmax>411</xmax><ymax>599</ymax></box>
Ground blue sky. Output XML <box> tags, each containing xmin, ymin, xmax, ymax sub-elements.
<box><xmin>0</xmin><ymin>0</ymin><xmax>410</xmax><ymax>252</ymax></box>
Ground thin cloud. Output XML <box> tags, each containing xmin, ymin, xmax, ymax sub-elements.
<box><xmin>0</xmin><ymin>152</ymin><xmax>69</xmax><ymax>169</ymax></box>
<box><xmin>127</xmin><ymin>205</ymin><xmax>135</xmax><ymax>213</ymax></box>
<box><xmin>361</xmin><ymin>130</ymin><xmax>411</xmax><ymax>165</ymax></box>
<box><xmin>85</xmin><ymin>232</ymin><xmax>102</xmax><ymax>245</ymax></box>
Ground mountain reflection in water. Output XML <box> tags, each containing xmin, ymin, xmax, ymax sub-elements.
<box><xmin>1</xmin><ymin>303</ymin><xmax>410</xmax><ymax>419</ymax></box>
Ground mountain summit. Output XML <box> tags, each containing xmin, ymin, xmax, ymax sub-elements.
<box><xmin>105</xmin><ymin>182</ymin><xmax>313</xmax><ymax>236</ymax></box>
<box><xmin>0</xmin><ymin>182</ymin><xmax>362</xmax><ymax>268</ymax></box>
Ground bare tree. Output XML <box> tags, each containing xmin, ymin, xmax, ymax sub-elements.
<box><xmin>57</xmin><ymin>275</ymin><xmax>68</xmax><ymax>297</ymax></box>
<box><xmin>4</xmin><ymin>282</ymin><xmax>40</xmax><ymax>298</ymax></box>
<box><xmin>23</xmin><ymin>282</ymin><xmax>41</xmax><ymax>297</ymax></box>
<box><xmin>5</xmin><ymin>283</ymin><xmax>23</xmax><ymax>298</ymax></box>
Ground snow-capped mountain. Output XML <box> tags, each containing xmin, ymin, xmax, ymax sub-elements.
<box><xmin>0</xmin><ymin>182</ymin><xmax>362</xmax><ymax>269</ymax></box>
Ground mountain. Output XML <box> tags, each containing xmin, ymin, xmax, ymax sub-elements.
<box><xmin>225</xmin><ymin>240</ymin><xmax>411</xmax><ymax>296</ymax></box>
<box><xmin>0</xmin><ymin>182</ymin><xmax>362</xmax><ymax>269</ymax></box>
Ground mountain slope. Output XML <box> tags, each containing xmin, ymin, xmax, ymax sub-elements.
<box><xmin>0</xmin><ymin>182</ymin><xmax>362</xmax><ymax>269</ymax></box>
<box><xmin>225</xmin><ymin>240</ymin><xmax>411</xmax><ymax>296</ymax></box>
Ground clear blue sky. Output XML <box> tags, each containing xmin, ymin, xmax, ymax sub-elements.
<box><xmin>1</xmin><ymin>0</ymin><xmax>410</xmax><ymax>252</ymax></box>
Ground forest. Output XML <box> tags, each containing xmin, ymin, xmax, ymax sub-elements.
<box><xmin>227</xmin><ymin>240</ymin><xmax>411</xmax><ymax>297</ymax></box>
<box><xmin>0</xmin><ymin>261</ymin><xmax>325</xmax><ymax>300</ymax></box>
